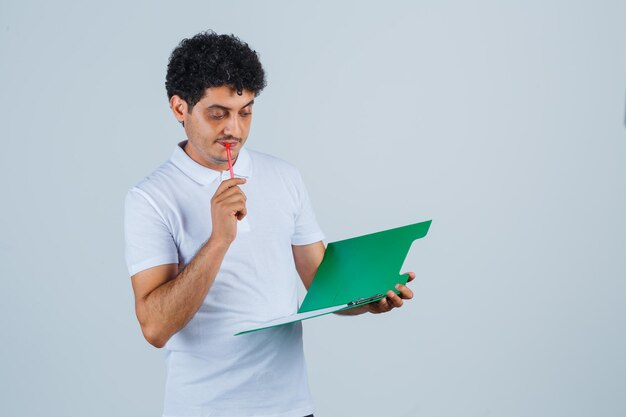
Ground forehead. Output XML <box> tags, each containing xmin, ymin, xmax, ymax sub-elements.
<box><xmin>197</xmin><ymin>86</ymin><xmax>255</xmax><ymax>108</ymax></box>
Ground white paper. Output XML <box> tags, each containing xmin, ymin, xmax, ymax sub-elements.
<box><xmin>235</xmin><ymin>304</ymin><xmax>347</xmax><ymax>335</ymax></box>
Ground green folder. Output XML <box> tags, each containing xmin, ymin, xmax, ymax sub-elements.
<box><xmin>235</xmin><ymin>220</ymin><xmax>432</xmax><ymax>335</ymax></box>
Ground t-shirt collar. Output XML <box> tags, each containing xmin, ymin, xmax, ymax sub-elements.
<box><xmin>170</xmin><ymin>140</ymin><xmax>252</xmax><ymax>186</ymax></box>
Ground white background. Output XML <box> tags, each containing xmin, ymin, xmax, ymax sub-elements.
<box><xmin>1</xmin><ymin>1</ymin><xmax>625</xmax><ymax>416</ymax></box>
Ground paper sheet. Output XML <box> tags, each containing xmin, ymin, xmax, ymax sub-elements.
<box><xmin>235</xmin><ymin>304</ymin><xmax>347</xmax><ymax>335</ymax></box>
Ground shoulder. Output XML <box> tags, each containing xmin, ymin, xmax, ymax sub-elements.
<box><xmin>125</xmin><ymin>159</ymin><xmax>181</xmax><ymax>213</ymax></box>
<box><xmin>132</xmin><ymin>159</ymin><xmax>180</xmax><ymax>192</ymax></box>
<box><xmin>128</xmin><ymin>155</ymin><xmax>187</xmax><ymax>198</ymax></box>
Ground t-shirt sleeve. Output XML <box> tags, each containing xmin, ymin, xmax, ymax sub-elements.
<box><xmin>124</xmin><ymin>187</ymin><xmax>179</xmax><ymax>276</ymax></box>
<box><xmin>291</xmin><ymin>172</ymin><xmax>325</xmax><ymax>246</ymax></box>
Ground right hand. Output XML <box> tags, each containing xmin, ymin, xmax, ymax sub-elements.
<box><xmin>210</xmin><ymin>178</ymin><xmax>247</xmax><ymax>245</ymax></box>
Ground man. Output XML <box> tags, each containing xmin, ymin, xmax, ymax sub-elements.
<box><xmin>124</xmin><ymin>31</ymin><xmax>415</xmax><ymax>417</ymax></box>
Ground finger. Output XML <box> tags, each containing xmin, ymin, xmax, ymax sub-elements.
<box><xmin>236</xmin><ymin>205</ymin><xmax>247</xmax><ymax>220</ymax></box>
<box><xmin>368</xmin><ymin>298</ymin><xmax>387</xmax><ymax>314</ymax></box>
<box><xmin>213</xmin><ymin>185</ymin><xmax>247</xmax><ymax>202</ymax></box>
<box><xmin>395</xmin><ymin>283</ymin><xmax>413</xmax><ymax>300</ymax></box>
<box><xmin>214</xmin><ymin>178</ymin><xmax>247</xmax><ymax>196</ymax></box>
<box><xmin>386</xmin><ymin>290</ymin><xmax>403</xmax><ymax>308</ymax></box>
<box><xmin>402</xmin><ymin>271</ymin><xmax>416</xmax><ymax>283</ymax></box>
<box><xmin>214</xmin><ymin>191</ymin><xmax>247</xmax><ymax>207</ymax></box>
<box><xmin>220</xmin><ymin>200</ymin><xmax>247</xmax><ymax>217</ymax></box>
<box><xmin>213</xmin><ymin>194</ymin><xmax>247</xmax><ymax>214</ymax></box>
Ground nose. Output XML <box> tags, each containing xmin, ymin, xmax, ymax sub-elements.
<box><xmin>223</xmin><ymin>113</ymin><xmax>243</xmax><ymax>139</ymax></box>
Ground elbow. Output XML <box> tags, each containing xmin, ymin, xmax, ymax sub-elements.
<box><xmin>147</xmin><ymin>336</ymin><xmax>167</xmax><ymax>349</ymax></box>
<box><xmin>141</xmin><ymin>323</ymin><xmax>169</xmax><ymax>349</ymax></box>
<box><xmin>136</xmin><ymin>306</ymin><xmax>170</xmax><ymax>348</ymax></box>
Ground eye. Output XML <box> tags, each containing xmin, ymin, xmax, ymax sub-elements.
<box><xmin>208</xmin><ymin>110</ymin><xmax>227</xmax><ymax>120</ymax></box>
<box><xmin>239</xmin><ymin>111</ymin><xmax>252</xmax><ymax>118</ymax></box>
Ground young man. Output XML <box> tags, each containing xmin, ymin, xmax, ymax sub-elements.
<box><xmin>124</xmin><ymin>31</ymin><xmax>414</xmax><ymax>417</ymax></box>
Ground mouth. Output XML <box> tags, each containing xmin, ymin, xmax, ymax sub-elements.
<box><xmin>216</xmin><ymin>139</ymin><xmax>241</xmax><ymax>148</ymax></box>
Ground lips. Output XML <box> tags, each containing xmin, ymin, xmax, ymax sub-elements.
<box><xmin>216</xmin><ymin>140</ymin><xmax>240</xmax><ymax>148</ymax></box>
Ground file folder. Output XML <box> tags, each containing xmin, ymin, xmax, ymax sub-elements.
<box><xmin>235</xmin><ymin>220</ymin><xmax>432</xmax><ymax>335</ymax></box>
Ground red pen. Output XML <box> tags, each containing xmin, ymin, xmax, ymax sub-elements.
<box><xmin>225</xmin><ymin>143</ymin><xmax>235</xmax><ymax>179</ymax></box>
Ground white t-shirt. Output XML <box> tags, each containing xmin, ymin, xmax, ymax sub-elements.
<box><xmin>124</xmin><ymin>142</ymin><xmax>325</xmax><ymax>417</ymax></box>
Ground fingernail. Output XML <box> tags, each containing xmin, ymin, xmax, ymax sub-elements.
<box><xmin>395</xmin><ymin>284</ymin><xmax>401</xmax><ymax>290</ymax></box>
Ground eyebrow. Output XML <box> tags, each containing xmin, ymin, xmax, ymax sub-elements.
<box><xmin>206</xmin><ymin>99</ymin><xmax>255</xmax><ymax>111</ymax></box>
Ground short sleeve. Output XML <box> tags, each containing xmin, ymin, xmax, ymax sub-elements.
<box><xmin>124</xmin><ymin>188</ymin><xmax>179</xmax><ymax>276</ymax></box>
<box><xmin>291</xmin><ymin>172</ymin><xmax>325</xmax><ymax>246</ymax></box>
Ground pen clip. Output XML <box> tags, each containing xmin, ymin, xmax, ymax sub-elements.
<box><xmin>347</xmin><ymin>293</ymin><xmax>384</xmax><ymax>307</ymax></box>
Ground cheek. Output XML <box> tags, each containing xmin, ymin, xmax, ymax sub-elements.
<box><xmin>241</xmin><ymin>118</ymin><xmax>253</xmax><ymax>133</ymax></box>
<box><xmin>192</xmin><ymin>119</ymin><xmax>223</xmax><ymax>139</ymax></box>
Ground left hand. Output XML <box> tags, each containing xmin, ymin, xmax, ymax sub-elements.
<box><xmin>365</xmin><ymin>271</ymin><xmax>415</xmax><ymax>314</ymax></box>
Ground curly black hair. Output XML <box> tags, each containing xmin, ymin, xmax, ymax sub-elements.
<box><xmin>165</xmin><ymin>31</ymin><xmax>266</xmax><ymax>111</ymax></box>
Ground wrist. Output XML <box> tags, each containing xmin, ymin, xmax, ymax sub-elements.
<box><xmin>206</xmin><ymin>234</ymin><xmax>233</xmax><ymax>252</ymax></box>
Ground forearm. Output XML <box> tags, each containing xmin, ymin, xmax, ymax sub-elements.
<box><xmin>138</xmin><ymin>237</ymin><xmax>230</xmax><ymax>347</ymax></box>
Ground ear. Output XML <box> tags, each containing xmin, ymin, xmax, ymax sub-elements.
<box><xmin>169</xmin><ymin>95</ymin><xmax>188</xmax><ymax>125</ymax></box>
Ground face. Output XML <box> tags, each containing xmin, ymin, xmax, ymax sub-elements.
<box><xmin>170</xmin><ymin>86</ymin><xmax>255</xmax><ymax>171</ymax></box>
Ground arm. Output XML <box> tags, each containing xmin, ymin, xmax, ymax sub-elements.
<box><xmin>131</xmin><ymin>178</ymin><xmax>247</xmax><ymax>348</ymax></box>
<box><xmin>292</xmin><ymin>241</ymin><xmax>325</xmax><ymax>290</ymax></box>
<box><xmin>292</xmin><ymin>241</ymin><xmax>415</xmax><ymax>316</ymax></box>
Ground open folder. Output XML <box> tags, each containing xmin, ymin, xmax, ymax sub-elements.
<box><xmin>235</xmin><ymin>220</ymin><xmax>432</xmax><ymax>335</ymax></box>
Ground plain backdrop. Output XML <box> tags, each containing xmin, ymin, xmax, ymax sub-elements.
<box><xmin>1</xmin><ymin>1</ymin><xmax>625</xmax><ymax>416</ymax></box>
